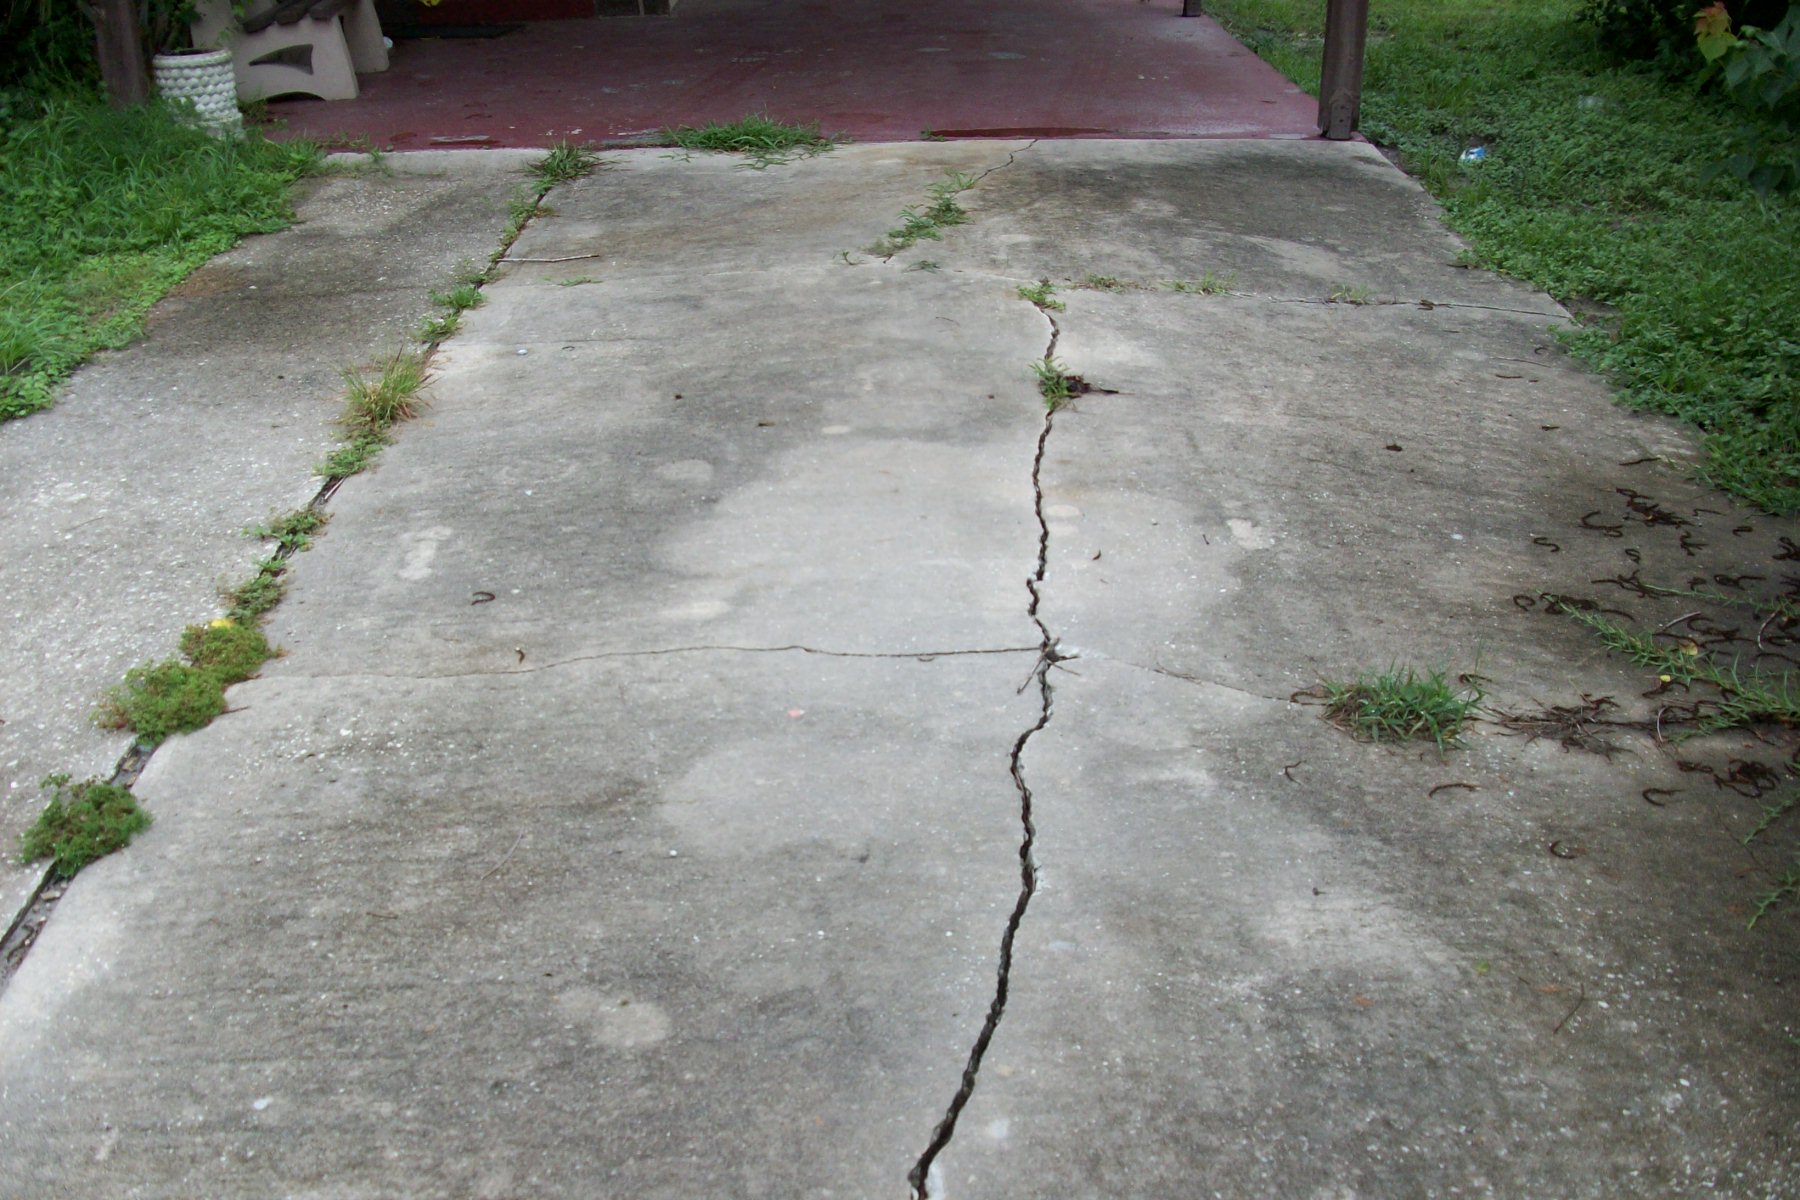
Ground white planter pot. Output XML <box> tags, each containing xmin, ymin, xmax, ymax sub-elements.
<box><xmin>152</xmin><ymin>48</ymin><xmax>243</xmax><ymax>137</ymax></box>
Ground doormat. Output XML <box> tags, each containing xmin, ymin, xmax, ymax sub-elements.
<box><xmin>387</xmin><ymin>23</ymin><xmax>525</xmax><ymax>38</ymax></box>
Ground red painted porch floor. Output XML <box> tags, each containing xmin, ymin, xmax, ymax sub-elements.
<box><xmin>265</xmin><ymin>0</ymin><xmax>1320</xmax><ymax>150</ymax></box>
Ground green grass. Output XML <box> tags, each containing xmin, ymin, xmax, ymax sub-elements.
<box><xmin>249</xmin><ymin>507</ymin><xmax>328</xmax><ymax>552</ymax></box>
<box><xmin>1032</xmin><ymin>357</ymin><xmax>1077</xmax><ymax>411</ymax></box>
<box><xmin>1167</xmin><ymin>272</ymin><xmax>1238</xmax><ymax>296</ymax></box>
<box><xmin>224</xmin><ymin>557</ymin><xmax>288</xmax><ymax>623</ymax></box>
<box><xmin>1550</xmin><ymin>597</ymin><xmax>1799</xmax><ymax>924</ymax></box>
<box><xmin>1328</xmin><ymin>281</ymin><xmax>1376</xmax><ymax>304</ymax></box>
<box><xmin>420</xmin><ymin>281</ymin><xmax>486</xmax><ymax>341</ymax></box>
<box><xmin>177</xmin><ymin>620</ymin><xmax>271</xmax><ymax>685</ymax></box>
<box><xmin>869</xmin><ymin>171</ymin><xmax>977</xmax><ymax>256</ymax></box>
<box><xmin>1550</xmin><ymin>601</ymin><xmax>1800</xmax><ymax>736</ymax></box>
<box><xmin>1317</xmin><ymin>664</ymin><xmax>1485</xmax><ymax>748</ymax></box>
<box><xmin>1017</xmin><ymin>279</ymin><xmax>1066</xmax><ymax>310</ymax></box>
<box><xmin>19</xmin><ymin>774</ymin><xmax>151</xmax><ymax>879</ymax></box>
<box><xmin>95</xmin><ymin>659</ymin><xmax>228</xmax><ymax>745</ymax></box>
<box><xmin>664</xmin><ymin>115</ymin><xmax>837</xmax><ymax>168</ymax></box>
<box><xmin>316</xmin><ymin>351</ymin><xmax>428</xmax><ymax>479</ymax></box>
<box><xmin>0</xmin><ymin>92</ymin><xmax>319</xmax><ymax>422</ymax></box>
<box><xmin>1205</xmin><ymin>0</ymin><xmax>1800</xmax><ymax>513</ymax></box>
<box><xmin>530</xmin><ymin>141</ymin><xmax>602</xmax><ymax>186</ymax></box>
<box><xmin>339</xmin><ymin>352</ymin><xmax>428</xmax><ymax>435</ymax></box>
<box><xmin>95</xmin><ymin>614</ymin><xmax>275</xmax><ymax>746</ymax></box>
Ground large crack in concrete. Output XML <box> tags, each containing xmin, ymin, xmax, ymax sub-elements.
<box><xmin>907</xmin><ymin>307</ymin><xmax>1068</xmax><ymax>1199</ymax></box>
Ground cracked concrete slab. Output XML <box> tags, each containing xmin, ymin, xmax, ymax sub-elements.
<box><xmin>0</xmin><ymin>157</ymin><xmax>525</xmax><ymax>938</ymax></box>
<box><xmin>0</xmin><ymin>659</ymin><xmax>1032</xmax><ymax>1198</ymax></box>
<box><xmin>1</xmin><ymin>139</ymin><xmax>1795</xmax><ymax>1198</ymax></box>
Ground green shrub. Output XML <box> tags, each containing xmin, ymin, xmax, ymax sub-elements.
<box><xmin>19</xmin><ymin>773</ymin><xmax>151</xmax><ymax>878</ymax></box>
<box><xmin>1699</xmin><ymin>1</ymin><xmax>1800</xmax><ymax>193</ymax></box>
<box><xmin>1579</xmin><ymin>0</ymin><xmax>1789</xmax><ymax>68</ymax></box>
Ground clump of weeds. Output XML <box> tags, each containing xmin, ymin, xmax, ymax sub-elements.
<box><xmin>249</xmin><ymin>507</ymin><xmax>327</xmax><ymax>552</ymax></box>
<box><xmin>419</xmin><ymin>281</ymin><xmax>485</xmax><ymax>341</ymax></box>
<box><xmin>1017</xmin><ymin>279</ymin><xmax>1066</xmax><ymax>311</ymax></box>
<box><xmin>1032</xmin><ymin>357</ymin><xmax>1077</xmax><ymax>411</ymax></box>
<box><xmin>664</xmin><ymin>115</ymin><xmax>836</xmax><ymax>168</ymax></box>
<box><xmin>1328</xmin><ymin>282</ymin><xmax>1376</xmax><ymax>304</ymax></box>
<box><xmin>1167</xmin><ymin>272</ymin><xmax>1238</xmax><ymax>296</ymax></box>
<box><xmin>178</xmin><ymin>619</ymin><xmax>272</xmax><ymax>685</ymax></box>
<box><xmin>1313</xmin><ymin>664</ymin><xmax>1485</xmax><ymax>749</ymax></box>
<box><xmin>19</xmin><ymin>774</ymin><xmax>151</xmax><ymax>878</ymax></box>
<box><xmin>95</xmin><ymin>616</ymin><xmax>273</xmax><ymax>746</ymax></box>
<box><xmin>320</xmin><ymin>351</ymin><xmax>429</xmax><ymax>478</ymax></box>
<box><xmin>95</xmin><ymin>658</ymin><xmax>228</xmax><ymax>745</ymax></box>
<box><xmin>225</xmin><ymin>557</ymin><xmax>288</xmax><ymax>623</ymax></box>
<box><xmin>869</xmin><ymin>172</ymin><xmax>976</xmax><ymax>256</ymax></box>
<box><xmin>530</xmin><ymin>141</ymin><xmax>602</xmax><ymax>186</ymax></box>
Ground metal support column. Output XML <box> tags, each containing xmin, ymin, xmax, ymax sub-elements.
<box><xmin>1317</xmin><ymin>0</ymin><xmax>1369</xmax><ymax>140</ymax></box>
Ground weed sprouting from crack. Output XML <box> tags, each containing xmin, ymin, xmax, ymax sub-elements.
<box><xmin>530</xmin><ymin>141</ymin><xmax>602</xmax><ymax>186</ymax></box>
<box><xmin>663</xmin><ymin>114</ymin><xmax>837</xmax><ymax>168</ymax></box>
<box><xmin>1307</xmin><ymin>665</ymin><xmax>1485</xmax><ymax>749</ymax></box>
<box><xmin>249</xmin><ymin>507</ymin><xmax>328</xmax><ymax>553</ymax></box>
<box><xmin>318</xmin><ymin>351</ymin><xmax>430</xmax><ymax>480</ymax></box>
<box><xmin>1016</xmin><ymin>279</ymin><xmax>1065</xmax><ymax>311</ymax></box>
<box><xmin>869</xmin><ymin>172</ymin><xmax>976</xmax><ymax>257</ymax></box>
<box><xmin>1031</xmin><ymin>357</ymin><xmax>1076</xmax><ymax>410</ymax></box>
<box><xmin>1168</xmin><ymin>271</ymin><xmax>1238</xmax><ymax>296</ymax></box>
<box><xmin>18</xmin><ymin>774</ymin><xmax>150</xmax><ymax>879</ymax></box>
<box><xmin>1074</xmin><ymin>273</ymin><xmax>1134</xmax><ymax>291</ymax></box>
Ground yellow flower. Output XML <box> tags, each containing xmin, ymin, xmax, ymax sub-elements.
<box><xmin>209</xmin><ymin>618</ymin><xmax>235</xmax><ymax>629</ymax></box>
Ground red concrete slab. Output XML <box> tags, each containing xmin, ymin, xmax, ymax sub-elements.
<box><xmin>267</xmin><ymin>0</ymin><xmax>1319</xmax><ymax>149</ymax></box>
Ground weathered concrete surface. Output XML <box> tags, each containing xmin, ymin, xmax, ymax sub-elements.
<box><xmin>1</xmin><ymin>141</ymin><xmax>1796</xmax><ymax>1198</ymax></box>
<box><xmin>0</xmin><ymin>153</ymin><xmax>526</xmax><ymax>933</ymax></box>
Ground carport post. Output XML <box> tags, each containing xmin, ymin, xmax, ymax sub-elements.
<box><xmin>1317</xmin><ymin>0</ymin><xmax>1369</xmax><ymax>139</ymax></box>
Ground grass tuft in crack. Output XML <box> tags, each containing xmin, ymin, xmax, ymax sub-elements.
<box><xmin>870</xmin><ymin>172</ymin><xmax>976</xmax><ymax>256</ymax></box>
<box><xmin>1031</xmin><ymin>357</ymin><xmax>1077</xmax><ymax>412</ymax></box>
<box><xmin>530</xmin><ymin>141</ymin><xmax>602</xmax><ymax>186</ymax></box>
<box><xmin>249</xmin><ymin>507</ymin><xmax>328</xmax><ymax>552</ymax></box>
<box><xmin>664</xmin><ymin>115</ymin><xmax>837</xmax><ymax>168</ymax></box>
<box><xmin>1317</xmin><ymin>665</ymin><xmax>1484</xmax><ymax>748</ymax></box>
<box><xmin>1167</xmin><ymin>272</ymin><xmax>1237</xmax><ymax>296</ymax></box>
<box><xmin>419</xmin><ymin>281</ymin><xmax>485</xmax><ymax>341</ymax></box>
<box><xmin>1017</xmin><ymin>279</ymin><xmax>1066</xmax><ymax>311</ymax></box>
<box><xmin>226</xmin><ymin>558</ymin><xmax>287</xmax><ymax>623</ymax></box>
<box><xmin>19</xmin><ymin>774</ymin><xmax>151</xmax><ymax>879</ymax></box>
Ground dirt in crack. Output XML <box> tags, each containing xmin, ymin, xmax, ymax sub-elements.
<box><xmin>907</xmin><ymin>324</ymin><xmax>1072</xmax><ymax>1198</ymax></box>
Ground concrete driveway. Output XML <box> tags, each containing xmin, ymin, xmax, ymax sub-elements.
<box><xmin>1</xmin><ymin>141</ymin><xmax>1795</xmax><ymax>1197</ymax></box>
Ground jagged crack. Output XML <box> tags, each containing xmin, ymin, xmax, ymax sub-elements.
<box><xmin>907</xmin><ymin>308</ymin><xmax>1065</xmax><ymax>1199</ymax></box>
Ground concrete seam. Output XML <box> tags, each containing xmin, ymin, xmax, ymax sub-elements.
<box><xmin>278</xmin><ymin>643</ymin><xmax>1044</xmax><ymax>680</ymax></box>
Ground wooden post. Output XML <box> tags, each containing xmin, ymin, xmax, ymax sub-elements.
<box><xmin>1180</xmin><ymin>0</ymin><xmax>1202</xmax><ymax>15</ymax></box>
<box><xmin>93</xmin><ymin>0</ymin><xmax>151</xmax><ymax>108</ymax></box>
<box><xmin>1317</xmin><ymin>0</ymin><xmax>1368</xmax><ymax>140</ymax></box>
